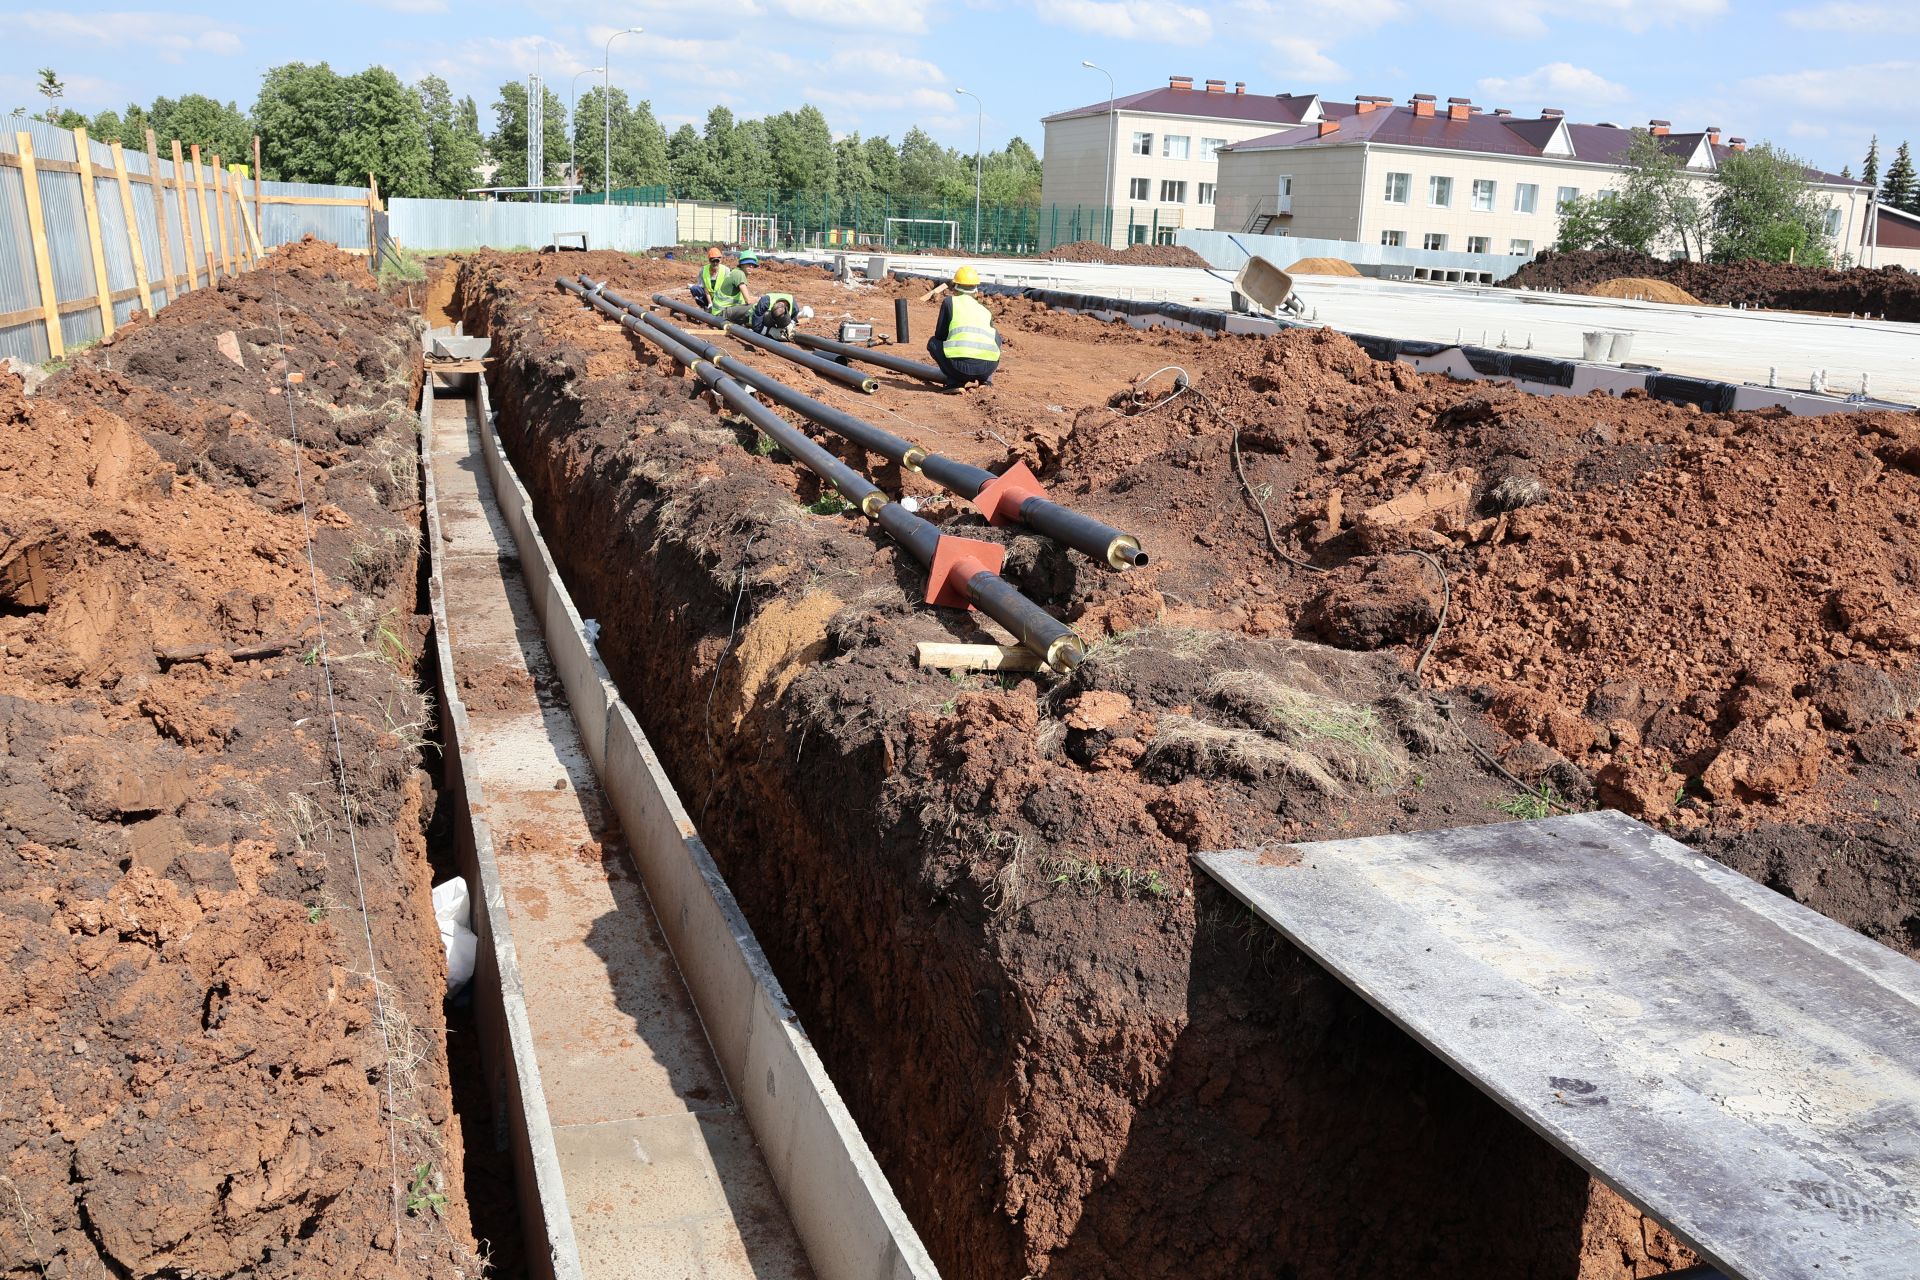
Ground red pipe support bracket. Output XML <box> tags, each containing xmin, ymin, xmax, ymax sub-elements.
<box><xmin>926</xmin><ymin>535</ymin><xmax>1007</xmax><ymax>610</ymax></box>
<box><xmin>970</xmin><ymin>461</ymin><xmax>1050</xmax><ymax>528</ymax></box>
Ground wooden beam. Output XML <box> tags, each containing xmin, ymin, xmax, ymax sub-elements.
<box><xmin>109</xmin><ymin>142</ymin><xmax>153</xmax><ymax>317</ymax></box>
<box><xmin>72</xmin><ymin>128</ymin><xmax>116</xmax><ymax>338</ymax></box>
<box><xmin>170</xmin><ymin>139</ymin><xmax>198</xmax><ymax>291</ymax></box>
<box><xmin>241</xmin><ymin>199</ymin><xmax>266</xmax><ymax>260</ymax></box>
<box><xmin>255</xmin><ymin>194</ymin><xmax>373</xmax><ymax>207</ymax></box>
<box><xmin>366</xmin><ymin>171</ymin><xmax>379</xmax><ymax>260</ymax></box>
<box><xmin>144</xmin><ymin>129</ymin><xmax>179</xmax><ymax>301</ymax></box>
<box><xmin>0</xmin><ymin>284</ymin><xmax>146</xmax><ymax>330</ymax></box>
<box><xmin>189</xmin><ymin>144</ymin><xmax>216</xmax><ymax>284</ymax></box>
<box><xmin>210</xmin><ymin>155</ymin><xmax>234</xmax><ymax>276</ymax></box>
<box><xmin>14</xmin><ymin>132</ymin><xmax>63</xmax><ymax>359</ymax></box>
<box><xmin>914</xmin><ymin>642</ymin><xmax>1051</xmax><ymax>672</ymax></box>
<box><xmin>251</xmin><ymin>135</ymin><xmax>263</xmax><ymax>250</ymax></box>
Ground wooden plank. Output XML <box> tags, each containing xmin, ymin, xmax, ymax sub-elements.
<box><xmin>14</xmin><ymin>132</ymin><xmax>63</xmax><ymax>359</ymax></box>
<box><xmin>914</xmin><ymin>642</ymin><xmax>1050</xmax><ymax>672</ymax></box>
<box><xmin>109</xmin><ymin>142</ymin><xmax>153</xmax><ymax>316</ymax></box>
<box><xmin>0</xmin><ymin>285</ymin><xmax>145</xmax><ymax>330</ymax></box>
<box><xmin>251</xmin><ymin>135</ymin><xmax>263</xmax><ymax>247</ymax></box>
<box><xmin>189</xmin><ymin>144</ymin><xmax>216</xmax><ymax>284</ymax></box>
<box><xmin>241</xmin><ymin>200</ymin><xmax>266</xmax><ymax>260</ymax></box>
<box><xmin>256</xmin><ymin>194</ymin><xmax>374</xmax><ymax>207</ymax></box>
<box><xmin>170</xmin><ymin>139</ymin><xmax>198</xmax><ymax>291</ymax></box>
<box><xmin>366</xmin><ymin>171</ymin><xmax>379</xmax><ymax>258</ymax></box>
<box><xmin>72</xmin><ymin>128</ymin><xmax>116</xmax><ymax>338</ymax></box>
<box><xmin>210</xmin><ymin>155</ymin><xmax>233</xmax><ymax>276</ymax></box>
<box><xmin>143</xmin><ymin>129</ymin><xmax>179</xmax><ymax>300</ymax></box>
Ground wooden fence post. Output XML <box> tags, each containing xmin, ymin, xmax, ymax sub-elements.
<box><xmin>144</xmin><ymin>129</ymin><xmax>179</xmax><ymax>300</ymax></box>
<box><xmin>189</xmin><ymin>144</ymin><xmax>216</xmax><ymax>283</ymax></box>
<box><xmin>210</xmin><ymin>155</ymin><xmax>234</xmax><ymax>276</ymax></box>
<box><xmin>367</xmin><ymin>172</ymin><xmax>379</xmax><ymax>262</ymax></box>
<box><xmin>71</xmin><ymin>128</ymin><xmax>116</xmax><ymax>339</ymax></box>
<box><xmin>109</xmin><ymin>142</ymin><xmax>153</xmax><ymax>317</ymax></box>
<box><xmin>252</xmin><ymin>135</ymin><xmax>263</xmax><ymax>252</ymax></box>
<box><xmin>15</xmin><ymin>132</ymin><xmax>64</xmax><ymax>360</ymax></box>
<box><xmin>171</xmin><ymin>139</ymin><xmax>197</xmax><ymax>290</ymax></box>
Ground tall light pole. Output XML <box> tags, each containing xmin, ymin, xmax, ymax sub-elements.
<box><xmin>955</xmin><ymin>88</ymin><xmax>983</xmax><ymax>254</ymax></box>
<box><xmin>569</xmin><ymin>67</ymin><xmax>603</xmax><ymax>202</ymax></box>
<box><xmin>603</xmin><ymin>26</ymin><xmax>642</xmax><ymax>200</ymax></box>
<box><xmin>1082</xmin><ymin>61</ymin><xmax>1115</xmax><ymax>247</ymax></box>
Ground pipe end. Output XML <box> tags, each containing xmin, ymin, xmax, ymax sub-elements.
<box><xmin>1106</xmin><ymin>536</ymin><xmax>1149</xmax><ymax>571</ymax></box>
<box><xmin>860</xmin><ymin>379</ymin><xmax>879</xmax><ymax>394</ymax></box>
<box><xmin>1047</xmin><ymin>634</ymin><xmax>1087</xmax><ymax>672</ymax></box>
<box><xmin>902</xmin><ymin>446</ymin><xmax>929</xmax><ymax>474</ymax></box>
<box><xmin>859</xmin><ymin>492</ymin><xmax>888</xmax><ymax>518</ymax></box>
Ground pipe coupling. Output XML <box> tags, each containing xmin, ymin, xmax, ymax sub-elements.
<box><xmin>902</xmin><ymin>446</ymin><xmax>929</xmax><ymax>474</ymax></box>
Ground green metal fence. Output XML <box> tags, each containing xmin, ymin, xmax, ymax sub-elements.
<box><xmin>577</xmin><ymin>185</ymin><xmax>1152</xmax><ymax>256</ymax></box>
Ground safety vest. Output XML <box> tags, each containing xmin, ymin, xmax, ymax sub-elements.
<box><xmin>942</xmin><ymin>292</ymin><xmax>1000</xmax><ymax>364</ymax></box>
<box><xmin>700</xmin><ymin>262</ymin><xmax>725</xmax><ymax>300</ymax></box>
<box><xmin>703</xmin><ymin>264</ymin><xmax>745</xmax><ymax>309</ymax></box>
<box><xmin>761</xmin><ymin>292</ymin><xmax>795</xmax><ymax>317</ymax></box>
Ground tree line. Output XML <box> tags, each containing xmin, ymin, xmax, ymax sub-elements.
<box><xmin>1853</xmin><ymin>136</ymin><xmax>1918</xmax><ymax>215</ymax></box>
<box><xmin>26</xmin><ymin>64</ymin><xmax>1041</xmax><ymax>207</ymax></box>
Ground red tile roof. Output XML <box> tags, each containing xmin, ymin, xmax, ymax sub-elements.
<box><xmin>1043</xmin><ymin>87</ymin><xmax>1322</xmax><ymax>127</ymax></box>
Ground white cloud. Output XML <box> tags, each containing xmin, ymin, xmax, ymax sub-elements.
<box><xmin>1782</xmin><ymin>2</ymin><xmax>1919</xmax><ymax>31</ymax></box>
<box><xmin>1788</xmin><ymin>121</ymin><xmax>1832</xmax><ymax>139</ymax></box>
<box><xmin>1585</xmin><ymin>0</ymin><xmax>1726</xmax><ymax>30</ymax></box>
<box><xmin>1268</xmin><ymin>36</ymin><xmax>1345</xmax><ymax>82</ymax></box>
<box><xmin>1478</xmin><ymin>62</ymin><xmax>1631</xmax><ymax>107</ymax></box>
<box><xmin>358</xmin><ymin>0</ymin><xmax>448</xmax><ymax>12</ymax></box>
<box><xmin>769</xmin><ymin>0</ymin><xmax>935</xmax><ymax>30</ymax></box>
<box><xmin>1483</xmin><ymin>3</ymin><xmax>1550</xmax><ymax>38</ymax></box>
<box><xmin>806</xmin><ymin>85</ymin><xmax>957</xmax><ymax>115</ymax></box>
<box><xmin>1744</xmin><ymin>61</ymin><xmax>1920</xmax><ymax>113</ymax></box>
<box><xmin>1033</xmin><ymin>0</ymin><xmax>1214</xmax><ymax>45</ymax></box>
<box><xmin>16</xmin><ymin>11</ymin><xmax>244</xmax><ymax>61</ymax></box>
<box><xmin>828</xmin><ymin>49</ymin><xmax>946</xmax><ymax>84</ymax></box>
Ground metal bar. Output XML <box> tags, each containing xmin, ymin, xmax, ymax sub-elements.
<box><xmin>647</xmin><ymin>290</ymin><xmax>878</xmax><ymax>393</ymax></box>
<box><xmin>791</xmin><ymin>330</ymin><xmax>947</xmax><ymax>385</ymax></box>
<box><xmin>558</xmin><ymin>277</ymin><xmax>1082</xmax><ymax>669</ymax></box>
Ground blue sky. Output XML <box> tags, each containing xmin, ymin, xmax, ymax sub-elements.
<box><xmin>7</xmin><ymin>1</ymin><xmax>1914</xmax><ymax>176</ymax></box>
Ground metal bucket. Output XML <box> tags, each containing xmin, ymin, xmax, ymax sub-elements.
<box><xmin>1582</xmin><ymin>331</ymin><xmax>1611</xmax><ymax>361</ymax></box>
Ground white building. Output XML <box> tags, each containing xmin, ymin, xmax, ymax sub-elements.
<box><xmin>1040</xmin><ymin>76</ymin><xmax>1331</xmax><ymax>248</ymax></box>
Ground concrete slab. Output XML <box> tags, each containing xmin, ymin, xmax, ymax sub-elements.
<box><xmin>1198</xmin><ymin>810</ymin><xmax>1920</xmax><ymax>1280</ymax></box>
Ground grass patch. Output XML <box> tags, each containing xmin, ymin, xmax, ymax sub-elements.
<box><xmin>805</xmin><ymin>488</ymin><xmax>853</xmax><ymax>516</ymax></box>
<box><xmin>405</xmin><ymin>1162</ymin><xmax>447</xmax><ymax>1217</ymax></box>
<box><xmin>1495</xmin><ymin>784</ymin><xmax>1561</xmax><ymax>821</ymax></box>
<box><xmin>377</xmin><ymin>246</ymin><xmax>429</xmax><ymax>287</ymax></box>
<box><xmin>1041</xmin><ymin>852</ymin><xmax>1171</xmax><ymax>900</ymax></box>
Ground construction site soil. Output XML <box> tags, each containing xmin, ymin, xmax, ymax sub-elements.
<box><xmin>1043</xmin><ymin>240</ymin><xmax>1213</xmax><ymax>268</ymax></box>
<box><xmin>1505</xmin><ymin>247</ymin><xmax>1920</xmax><ymax>321</ymax></box>
<box><xmin>455</xmin><ymin>249</ymin><xmax>1916</xmax><ymax>1277</ymax></box>
<box><xmin>1</xmin><ymin>243</ymin><xmax>487</xmax><ymax>1277</ymax></box>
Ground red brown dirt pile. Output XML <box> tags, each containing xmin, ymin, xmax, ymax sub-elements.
<box><xmin>1505</xmin><ymin>247</ymin><xmax>1920</xmax><ymax>320</ymax></box>
<box><xmin>0</xmin><ymin>241</ymin><xmax>481</xmax><ymax>1278</ymax></box>
<box><xmin>1046</xmin><ymin>239</ymin><xmax>1212</xmax><ymax>268</ymax></box>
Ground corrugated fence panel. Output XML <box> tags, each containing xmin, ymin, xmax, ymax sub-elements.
<box><xmin>258</xmin><ymin>180</ymin><xmax>370</xmax><ymax>252</ymax></box>
<box><xmin>388</xmin><ymin>199</ymin><xmax>676</xmax><ymax>252</ymax></box>
<box><xmin>0</xmin><ymin>163</ymin><xmax>45</xmax><ymax>363</ymax></box>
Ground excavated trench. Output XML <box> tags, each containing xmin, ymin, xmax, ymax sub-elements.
<box><xmin>455</xmin><ymin>257</ymin><xmax>1704</xmax><ymax>1279</ymax></box>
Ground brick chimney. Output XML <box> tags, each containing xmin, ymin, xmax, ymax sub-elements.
<box><xmin>1493</xmin><ymin>107</ymin><xmax>1513</xmax><ymax>117</ymax></box>
<box><xmin>1706</xmin><ymin>125</ymin><xmax>1721</xmax><ymax>144</ymax></box>
<box><xmin>1648</xmin><ymin>118</ymin><xmax>1671</xmax><ymax>136</ymax></box>
<box><xmin>1412</xmin><ymin>92</ymin><xmax>1436</xmax><ymax>118</ymax></box>
<box><xmin>1541</xmin><ymin>107</ymin><xmax>1564</xmax><ymax>118</ymax></box>
<box><xmin>1234</xmin><ymin>81</ymin><xmax>1246</xmax><ymax>95</ymax></box>
<box><xmin>1317</xmin><ymin>119</ymin><xmax>1339</xmax><ymax>136</ymax></box>
<box><xmin>1447</xmin><ymin>96</ymin><xmax>1471</xmax><ymax>121</ymax></box>
<box><xmin>1170</xmin><ymin>75</ymin><xmax>1194</xmax><ymax>91</ymax></box>
<box><xmin>1205</xmin><ymin>78</ymin><xmax>1227</xmax><ymax>93</ymax></box>
<box><xmin>1729</xmin><ymin>136</ymin><xmax>1747</xmax><ymax>152</ymax></box>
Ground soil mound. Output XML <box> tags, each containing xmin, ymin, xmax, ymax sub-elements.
<box><xmin>1582</xmin><ymin>276</ymin><xmax>1702</xmax><ymax>304</ymax></box>
<box><xmin>1286</xmin><ymin>256</ymin><xmax>1362</xmax><ymax>277</ymax></box>
<box><xmin>1505</xmin><ymin>247</ymin><xmax>1920</xmax><ymax>320</ymax></box>
<box><xmin>1047</xmin><ymin>239</ymin><xmax>1211</xmax><ymax>268</ymax></box>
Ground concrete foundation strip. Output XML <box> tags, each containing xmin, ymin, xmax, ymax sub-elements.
<box><xmin>437</xmin><ymin>361</ymin><xmax>939</xmax><ymax>1278</ymax></box>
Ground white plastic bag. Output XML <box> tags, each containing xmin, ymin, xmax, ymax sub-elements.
<box><xmin>432</xmin><ymin>877</ymin><xmax>477</xmax><ymax>995</ymax></box>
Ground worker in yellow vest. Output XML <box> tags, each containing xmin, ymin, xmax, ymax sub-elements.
<box><xmin>927</xmin><ymin>266</ymin><xmax>1000</xmax><ymax>391</ymax></box>
<box><xmin>694</xmin><ymin>247</ymin><xmax>756</xmax><ymax>316</ymax></box>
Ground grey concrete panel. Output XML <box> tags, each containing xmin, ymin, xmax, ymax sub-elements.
<box><xmin>1199</xmin><ymin>810</ymin><xmax>1920</xmax><ymax>1280</ymax></box>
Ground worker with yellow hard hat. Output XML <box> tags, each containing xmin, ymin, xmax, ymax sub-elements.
<box><xmin>927</xmin><ymin>265</ymin><xmax>1000</xmax><ymax>391</ymax></box>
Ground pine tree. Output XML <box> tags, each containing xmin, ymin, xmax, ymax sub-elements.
<box><xmin>1863</xmin><ymin>134</ymin><xmax>1880</xmax><ymax>188</ymax></box>
<box><xmin>1882</xmin><ymin>141</ymin><xmax>1918</xmax><ymax>212</ymax></box>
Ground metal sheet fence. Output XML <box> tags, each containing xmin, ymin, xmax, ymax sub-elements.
<box><xmin>0</xmin><ymin>119</ymin><xmax>376</xmax><ymax>365</ymax></box>
<box><xmin>387</xmin><ymin>198</ymin><xmax>675</xmax><ymax>251</ymax></box>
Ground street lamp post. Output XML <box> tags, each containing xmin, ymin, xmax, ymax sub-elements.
<box><xmin>955</xmin><ymin>88</ymin><xmax>983</xmax><ymax>254</ymax></box>
<box><xmin>1082</xmin><ymin>61</ymin><xmax>1115</xmax><ymax>247</ymax></box>
<box><xmin>570</xmin><ymin>67</ymin><xmax>603</xmax><ymax>202</ymax></box>
<box><xmin>603</xmin><ymin>26</ymin><xmax>643</xmax><ymax>199</ymax></box>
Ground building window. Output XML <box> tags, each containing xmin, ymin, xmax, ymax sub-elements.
<box><xmin>1556</xmin><ymin>185</ymin><xmax>1580</xmax><ymax>211</ymax></box>
<box><xmin>1824</xmin><ymin>207</ymin><xmax>1843</xmax><ymax>237</ymax></box>
<box><xmin>1514</xmin><ymin>183</ymin><xmax>1538</xmax><ymax>213</ymax></box>
<box><xmin>1384</xmin><ymin>171</ymin><xmax>1411</xmax><ymax>204</ymax></box>
<box><xmin>1510</xmin><ymin>238</ymin><xmax>1534</xmax><ymax>256</ymax></box>
<box><xmin>1596</xmin><ymin>188</ymin><xmax>1614</xmax><ymax>201</ymax></box>
<box><xmin>1155</xmin><ymin>225</ymin><xmax>1177</xmax><ymax>245</ymax></box>
<box><xmin>1200</xmin><ymin>137</ymin><xmax>1227</xmax><ymax>160</ymax></box>
<box><xmin>1197</xmin><ymin>182</ymin><xmax>1216</xmax><ymax>206</ymax></box>
<box><xmin>1131</xmin><ymin>131</ymin><xmax>1153</xmax><ymax>156</ymax></box>
<box><xmin>1380</xmin><ymin>230</ymin><xmax>1405</xmax><ymax>247</ymax></box>
<box><xmin>1466</xmin><ymin>235</ymin><xmax>1491</xmax><ymax>253</ymax></box>
<box><xmin>1128</xmin><ymin>223</ymin><xmax>1149</xmax><ymax>244</ymax></box>
<box><xmin>1429</xmin><ymin>176</ymin><xmax>1453</xmax><ymax>207</ymax></box>
<box><xmin>1162</xmin><ymin>134</ymin><xmax>1190</xmax><ymax>160</ymax></box>
<box><xmin>1128</xmin><ymin>177</ymin><xmax>1150</xmax><ymax>200</ymax></box>
<box><xmin>1423</xmin><ymin>232</ymin><xmax>1448</xmax><ymax>250</ymax></box>
<box><xmin>1160</xmin><ymin>179</ymin><xmax>1187</xmax><ymax>202</ymax></box>
<box><xmin>1472</xmin><ymin>179</ymin><xmax>1496</xmax><ymax>211</ymax></box>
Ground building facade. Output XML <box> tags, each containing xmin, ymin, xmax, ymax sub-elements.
<box><xmin>1041</xmin><ymin>77</ymin><xmax>1331</xmax><ymax>248</ymax></box>
<box><xmin>1212</xmin><ymin>94</ymin><xmax>1874</xmax><ymax>262</ymax></box>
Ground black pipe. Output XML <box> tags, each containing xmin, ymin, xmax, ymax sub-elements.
<box><xmin>895</xmin><ymin>297</ymin><xmax>910</xmax><ymax>345</ymax></box>
<box><xmin>646</xmin><ymin>289</ymin><xmax>878</xmax><ymax>393</ymax></box>
<box><xmin>791</xmin><ymin>330</ymin><xmax>947</xmax><ymax>385</ymax></box>
<box><xmin>557</xmin><ymin>276</ymin><xmax>1083</xmax><ymax>669</ymax></box>
<box><xmin>618</xmin><ymin>298</ymin><xmax>1147</xmax><ymax>570</ymax></box>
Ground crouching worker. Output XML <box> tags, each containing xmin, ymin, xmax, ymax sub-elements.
<box><xmin>749</xmin><ymin>293</ymin><xmax>812</xmax><ymax>341</ymax></box>
<box><xmin>927</xmin><ymin>266</ymin><xmax>999</xmax><ymax>391</ymax></box>
<box><xmin>712</xmin><ymin>250</ymin><xmax>759</xmax><ymax>323</ymax></box>
<box><xmin>691</xmin><ymin>245</ymin><xmax>727</xmax><ymax>309</ymax></box>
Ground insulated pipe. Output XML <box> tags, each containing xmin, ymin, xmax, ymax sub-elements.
<box><xmin>557</xmin><ymin>277</ymin><xmax>1083</xmax><ymax>669</ymax></box>
<box><xmin>645</xmin><ymin>289</ymin><xmax>878</xmax><ymax>393</ymax></box>
<box><xmin>895</xmin><ymin>297</ymin><xmax>910</xmax><ymax>344</ymax></box>
<box><xmin>626</xmin><ymin>302</ymin><xmax>1148</xmax><ymax>571</ymax></box>
<box><xmin>791</xmin><ymin>330</ymin><xmax>948</xmax><ymax>385</ymax></box>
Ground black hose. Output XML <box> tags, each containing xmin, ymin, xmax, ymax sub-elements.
<box><xmin>792</xmin><ymin>330</ymin><xmax>947</xmax><ymax>385</ymax></box>
<box><xmin>646</xmin><ymin>289</ymin><xmax>878</xmax><ymax>393</ymax></box>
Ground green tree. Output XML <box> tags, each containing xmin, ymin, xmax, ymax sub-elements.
<box><xmin>1862</xmin><ymin>134</ymin><xmax>1880</xmax><ymax>188</ymax></box>
<box><xmin>35</xmin><ymin>68</ymin><xmax>63</xmax><ymax>124</ymax></box>
<box><xmin>336</xmin><ymin>66</ymin><xmax>430</xmax><ymax>196</ymax></box>
<box><xmin>1711</xmin><ymin>143</ymin><xmax>1833</xmax><ymax>265</ymax></box>
<box><xmin>418</xmin><ymin>75</ymin><xmax>482</xmax><ymax>197</ymax></box>
<box><xmin>862</xmin><ymin>134</ymin><xmax>901</xmax><ymax>195</ymax></box>
<box><xmin>766</xmin><ymin>104</ymin><xmax>835</xmax><ymax>196</ymax></box>
<box><xmin>667</xmin><ymin>123</ymin><xmax>715</xmax><ymax>199</ymax></box>
<box><xmin>573</xmin><ymin>87</ymin><xmax>670</xmax><ymax>192</ymax></box>
<box><xmin>1553</xmin><ymin>130</ymin><xmax>1695</xmax><ymax>255</ymax></box>
<box><xmin>897</xmin><ymin>127</ymin><xmax>959</xmax><ymax>198</ymax></box>
<box><xmin>152</xmin><ymin>94</ymin><xmax>253</xmax><ymax>163</ymax></box>
<box><xmin>834</xmin><ymin>133</ymin><xmax>874</xmax><ymax>205</ymax></box>
<box><xmin>255</xmin><ymin>63</ymin><xmax>351</xmax><ymax>182</ymax></box>
<box><xmin>1883</xmin><ymin>141</ymin><xmax>1917</xmax><ymax>213</ymax></box>
<box><xmin>488</xmin><ymin>80</ymin><xmax>567</xmax><ymax>193</ymax></box>
<box><xmin>981</xmin><ymin>136</ymin><xmax>1043</xmax><ymax>204</ymax></box>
